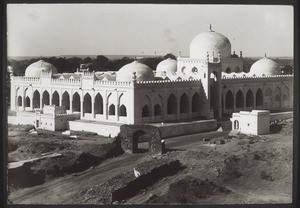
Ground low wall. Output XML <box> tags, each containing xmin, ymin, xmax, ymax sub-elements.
<box><xmin>151</xmin><ymin>119</ymin><xmax>218</xmax><ymax>139</ymax></box>
<box><xmin>8</xmin><ymin>115</ymin><xmax>35</xmax><ymax>126</ymax></box>
<box><xmin>270</xmin><ymin>111</ymin><xmax>293</xmax><ymax>121</ymax></box>
<box><xmin>69</xmin><ymin>120</ymin><xmax>121</xmax><ymax>137</ymax></box>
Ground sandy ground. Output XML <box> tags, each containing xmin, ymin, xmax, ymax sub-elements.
<box><xmin>7</xmin><ymin>119</ymin><xmax>293</xmax><ymax>204</ymax></box>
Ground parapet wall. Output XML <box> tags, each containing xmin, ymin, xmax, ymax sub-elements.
<box><xmin>270</xmin><ymin>111</ymin><xmax>293</xmax><ymax>122</ymax></box>
<box><xmin>222</xmin><ymin>74</ymin><xmax>293</xmax><ymax>82</ymax></box>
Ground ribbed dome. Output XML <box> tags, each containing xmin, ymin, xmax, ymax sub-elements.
<box><xmin>250</xmin><ymin>57</ymin><xmax>281</xmax><ymax>76</ymax></box>
<box><xmin>190</xmin><ymin>29</ymin><xmax>231</xmax><ymax>59</ymax></box>
<box><xmin>156</xmin><ymin>58</ymin><xmax>177</xmax><ymax>74</ymax></box>
<box><xmin>25</xmin><ymin>60</ymin><xmax>57</xmax><ymax>77</ymax></box>
<box><xmin>116</xmin><ymin>61</ymin><xmax>154</xmax><ymax>82</ymax></box>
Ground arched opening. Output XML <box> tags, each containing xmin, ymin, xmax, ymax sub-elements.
<box><xmin>52</xmin><ymin>91</ymin><xmax>59</xmax><ymax>106</ymax></box>
<box><xmin>256</xmin><ymin>89</ymin><xmax>263</xmax><ymax>107</ymax></box>
<box><xmin>83</xmin><ymin>93</ymin><xmax>92</xmax><ymax>114</ymax></box>
<box><xmin>192</xmin><ymin>92</ymin><xmax>201</xmax><ymax>112</ymax></box>
<box><xmin>132</xmin><ymin>130</ymin><xmax>150</xmax><ymax>153</ymax></box>
<box><xmin>274</xmin><ymin>87</ymin><xmax>281</xmax><ymax>109</ymax></box>
<box><xmin>234</xmin><ymin>120</ymin><xmax>239</xmax><ymax>129</ymax></box>
<box><xmin>72</xmin><ymin>92</ymin><xmax>80</xmax><ymax>112</ymax></box>
<box><xmin>109</xmin><ymin>104</ymin><xmax>115</xmax><ymax>115</ymax></box>
<box><xmin>119</xmin><ymin>104</ymin><xmax>127</xmax><ymax>117</ymax></box>
<box><xmin>275</xmin><ymin>95</ymin><xmax>280</xmax><ymax>102</ymax></box>
<box><xmin>42</xmin><ymin>91</ymin><xmax>50</xmax><ymax>106</ymax></box>
<box><xmin>62</xmin><ymin>91</ymin><xmax>70</xmax><ymax>110</ymax></box>
<box><xmin>33</xmin><ymin>90</ymin><xmax>40</xmax><ymax>108</ymax></box>
<box><xmin>17</xmin><ymin>96</ymin><xmax>22</xmax><ymax>107</ymax></box>
<box><xmin>226</xmin><ymin>67</ymin><xmax>231</xmax><ymax>73</ymax></box>
<box><xmin>167</xmin><ymin>94</ymin><xmax>177</xmax><ymax>114</ymax></box>
<box><xmin>210</xmin><ymin>71</ymin><xmax>218</xmax><ymax>82</ymax></box>
<box><xmin>235</xmin><ymin>66</ymin><xmax>240</xmax><ymax>72</ymax></box>
<box><xmin>154</xmin><ymin>104</ymin><xmax>162</xmax><ymax>116</ymax></box>
<box><xmin>246</xmin><ymin>90</ymin><xmax>254</xmax><ymax>108</ymax></box>
<box><xmin>180</xmin><ymin>93</ymin><xmax>189</xmax><ymax>113</ymax></box>
<box><xmin>236</xmin><ymin>90</ymin><xmax>244</xmax><ymax>109</ymax></box>
<box><xmin>142</xmin><ymin>105</ymin><xmax>150</xmax><ymax>117</ymax></box>
<box><xmin>25</xmin><ymin>96</ymin><xmax>30</xmax><ymax>107</ymax></box>
<box><xmin>225</xmin><ymin>90</ymin><xmax>234</xmax><ymax>109</ymax></box>
<box><xmin>94</xmin><ymin>93</ymin><xmax>103</xmax><ymax>114</ymax></box>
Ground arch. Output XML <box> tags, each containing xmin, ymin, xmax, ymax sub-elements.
<box><xmin>180</xmin><ymin>93</ymin><xmax>189</xmax><ymax>113</ymax></box>
<box><xmin>167</xmin><ymin>94</ymin><xmax>177</xmax><ymax>114</ymax></box>
<box><xmin>192</xmin><ymin>92</ymin><xmax>201</xmax><ymax>112</ymax></box>
<box><xmin>225</xmin><ymin>90</ymin><xmax>234</xmax><ymax>109</ymax></box>
<box><xmin>282</xmin><ymin>86</ymin><xmax>288</xmax><ymax>100</ymax></box>
<box><xmin>225</xmin><ymin>67</ymin><xmax>231</xmax><ymax>73</ymax></box>
<box><xmin>256</xmin><ymin>88</ymin><xmax>263</xmax><ymax>107</ymax></box>
<box><xmin>83</xmin><ymin>93</ymin><xmax>92</xmax><ymax>114</ymax></box>
<box><xmin>234</xmin><ymin>120</ymin><xmax>239</xmax><ymax>129</ymax></box>
<box><xmin>52</xmin><ymin>91</ymin><xmax>59</xmax><ymax>106</ymax></box>
<box><xmin>210</xmin><ymin>71</ymin><xmax>218</xmax><ymax>81</ymax></box>
<box><xmin>42</xmin><ymin>90</ymin><xmax>50</xmax><ymax>106</ymax></box>
<box><xmin>109</xmin><ymin>104</ymin><xmax>115</xmax><ymax>115</ymax></box>
<box><xmin>246</xmin><ymin>89</ymin><xmax>254</xmax><ymax>108</ymax></box>
<box><xmin>154</xmin><ymin>104</ymin><xmax>162</xmax><ymax>116</ymax></box>
<box><xmin>94</xmin><ymin>93</ymin><xmax>103</xmax><ymax>114</ymax></box>
<box><xmin>62</xmin><ymin>91</ymin><xmax>70</xmax><ymax>110</ymax></box>
<box><xmin>72</xmin><ymin>92</ymin><xmax>80</xmax><ymax>112</ymax></box>
<box><xmin>119</xmin><ymin>104</ymin><xmax>127</xmax><ymax>117</ymax></box>
<box><xmin>142</xmin><ymin>105</ymin><xmax>150</xmax><ymax>117</ymax></box>
<box><xmin>236</xmin><ymin>90</ymin><xmax>244</xmax><ymax>108</ymax></box>
<box><xmin>25</xmin><ymin>96</ymin><xmax>30</xmax><ymax>107</ymax></box>
<box><xmin>283</xmin><ymin>94</ymin><xmax>288</xmax><ymax>101</ymax></box>
<box><xmin>275</xmin><ymin>95</ymin><xmax>280</xmax><ymax>102</ymax></box>
<box><xmin>17</xmin><ymin>96</ymin><xmax>22</xmax><ymax>107</ymax></box>
<box><xmin>235</xmin><ymin>66</ymin><xmax>240</xmax><ymax>72</ymax></box>
<box><xmin>33</xmin><ymin>90</ymin><xmax>40</xmax><ymax>108</ymax></box>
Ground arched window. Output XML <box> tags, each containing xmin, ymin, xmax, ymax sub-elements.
<box><xmin>62</xmin><ymin>91</ymin><xmax>70</xmax><ymax>110</ymax></box>
<box><xmin>94</xmin><ymin>93</ymin><xmax>103</xmax><ymax>114</ymax></box>
<box><xmin>142</xmin><ymin>105</ymin><xmax>150</xmax><ymax>117</ymax></box>
<box><xmin>109</xmin><ymin>104</ymin><xmax>115</xmax><ymax>115</ymax></box>
<box><xmin>235</xmin><ymin>66</ymin><xmax>240</xmax><ymax>72</ymax></box>
<box><xmin>265</xmin><ymin>87</ymin><xmax>272</xmax><ymax>96</ymax></box>
<box><xmin>33</xmin><ymin>90</ymin><xmax>40</xmax><ymax>108</ymax></box>
<box><xmin>83</xmin><ymin>93</ymin><xmax>92</xmax><ymax>114</ymax></box>
<box><xmin>72</xmin><ymin>92</ymin><xmax>80</xmax><ymax>112</ymax></box>
<box><xmin>42</xmin><ymin>91</ymin><xmax>50</xmax><ymax>106</ymax></box>
<box><xmin>180</xmin><ymin>93</ymin><xmax>189</xmax><ymax>113</ymax></box>
<box><xmin>25</xmin><ymin>96</ymin><xmax>30</xmax><ymax>107</ymax></box>
<box><xmin>275</xmin><ymin>95</ymin><xmax>280</xmax><ymax>102</ymax></box>
<box><xmin>256</xmin><ymin>88</ymin><xmax>263</xmax><ymax>107</ymax></box>
<box><xmin>225</xmin><ymin>90</ymin><xmax>234</xmax><ymax>109</ymax></box>
<box><xmin>226</xmin><ymin>67</ymin><xmax>231</xmax><ymax>73</ymax></box>
<box><xmin>236</xmin><ymin>90</ymin><xmax>244</xmax><ymax>108</ymax></box>
<box><xmin>167</xmin><ymin>94</ymin><xmax>177</xmax><ymax>114</ymax></box>
<box><xmin>192</xmin><ymin>92</ymin><xmax>201</xmax><ymax>112</ymax></box>
<box><xmin>119</xmin><ymin>104</ymin><xmax>127</xmax><ymax>117</ymax></box>
<box><xmin>52</xmin><ymin>91</ymin><xmax>59</xmax><ymax>106</ymax></box>
<box><xmin>246</xmin><ymin>90</ymin><xmax>254</xmax><ymax>107</ymax></box>
<box><xmin>154</xmin><ymin>104</ymin><xmax>162</xmax><ymax>116</ymax></box>
<box><xmin>234</xmin><ymin>120</ymin><xmax>239</xmax><ymax>129</ymax></box>
<box><xmin>17</xmin><ymin>96</ymin><xmax>22</xmax><ymax>107</ymax></box>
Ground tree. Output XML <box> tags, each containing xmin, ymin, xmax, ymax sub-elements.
<box><xmin>163</xmin><ymin>53</ymin><xmax>177</xmax><ymax>60</ymax></box>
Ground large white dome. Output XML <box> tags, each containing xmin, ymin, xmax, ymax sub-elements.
<box><xmin>25</xmin><ymin>60</ymin><xmax>57</xmax><ymax>77</ymax></box>
<box><xmin>249</xmin><ymin>57</ymin><xmax>281</xmax><ymax>76</ymax></box>
<box><xmin>116</xmin><ymin>61</ymin><xmax>154</xmax><ymax>82</ymax></box>
<box><xmin>156</xmin><ymin>58</ymin><xmax>177</xmax><ymax>75</ymax></box>
<box><xmin>190</xmin><ymin>29</ymin><xmax>231</xmax><ymax>59</ymax></box>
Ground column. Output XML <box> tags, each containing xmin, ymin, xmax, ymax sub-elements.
<box><xmin>92</xmin><ymin>95</ymin><xmax>95</xmax><ymax>118</ymax></box>
<box><xmin>70</xmin><ymin>92</ymin><xmax>73</xmax><ymax>113</ymax></box>
<box><xmin>49</xmin><ymin>91</ymin><xmax>52</xmax><ymax>105</ymax></box>
<box><xmin>80</xmin><ymin>95</ymin><xmax>83</xmax><ymax>118</ymax></box>
<box><xmin>243</xmin><ymin>88</ymin><xmax>246</xmax><ymax>110</ymax></box>
<box><xmin>233</xmin><ymin>88</ymin><xmax>236</xmax><ymax>112</ymax></box>
<box><xmin>280</xmin><ymin>86</ymin><xmax>283</xmax><ymax>109</ymax></box>
<box><xmin>253</xmin><ymin>88</ymin><xmax>256</xmax><ymax>109</ymax></box>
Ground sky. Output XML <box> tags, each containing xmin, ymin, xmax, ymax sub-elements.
<box><xmin>7</xmin><ymin>4</ymin><xmax>294</xmax><ymax>57</ymax></box>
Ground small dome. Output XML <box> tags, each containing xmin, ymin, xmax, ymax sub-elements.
<box><xmin>249</xmin><ymin>57</ymin><xmax>281</xmax><ymax>76</ymax></box>
<box><xmin>190</xmin><ymin>29</ymin><xmax>231</xmax><ymax>59</ymax></box>
<box><xmin>25</xmin><ymin>60</ymin><xmax>57</xmax><ymax>77</ymax></box>
<box><xmin>156</xmin><ymin>58</ymin><xmax>177</xmax><ymax>75</ymax></box>
<box><xmin>116</xmin><ymin>61</ymin><xmax>154</xmax><ymax>82</ymax></box>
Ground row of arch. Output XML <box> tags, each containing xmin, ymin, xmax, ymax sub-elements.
<box><xmin>225</xmin><ymin>66</ymin><xmax>240</xmax><ymax>73</ymax></box>
<box><xmin>140</xmin><ymin>92</ymin><xmax>202</xmax><ymax>118</ymax></box>
<box><xmin>224</xmin><ymin>86</ymin><xmax>289</xmax><ymax>110</ymax></box>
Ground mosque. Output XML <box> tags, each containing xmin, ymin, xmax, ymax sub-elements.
<box><xmin>9</xmin><ymin>26</ymin><xmax>293</xmax><ymax>134</ymax></box>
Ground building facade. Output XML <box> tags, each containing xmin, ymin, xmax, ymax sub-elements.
<box><xmin>9</xmin><ymin>27</ymin><xmax>293</xmax><ymax>127</ymax></box>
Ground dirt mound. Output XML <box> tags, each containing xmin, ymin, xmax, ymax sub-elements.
<box><xmin>84</xmin><ymin>158</ymin><xmax>183</xmax><ymax>204</ymax></box>
<box><xmin>147</xmin><ymin>176</ymin><xmax>231</xmax><ymax>204</ymax></box>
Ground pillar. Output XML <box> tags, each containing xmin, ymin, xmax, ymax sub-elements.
<box><xmin>70</xmin><ymin>93</ymin><xmax>73</xmax><ymax>113</ymax></box>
